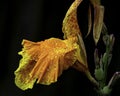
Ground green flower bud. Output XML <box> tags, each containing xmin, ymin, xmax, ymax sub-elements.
<box><xmin>94</xmin><ymin>68</ymin><xmax>104</xmax><ymax>81</ymax></box>
<box><xmin>101</xmin><ymin>86</ymin><xmax>112</xmax><ymax>95</ymax></box>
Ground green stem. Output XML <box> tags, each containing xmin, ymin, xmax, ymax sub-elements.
<box><xmin>85</xmin><ymin>70</ymin><xmax>99</xmax><ymax>88</ymax></box>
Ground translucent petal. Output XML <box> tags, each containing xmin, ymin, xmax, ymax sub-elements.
<box><xmin>86</xmin><ymin>5</ymin><xmax>92</xmax><ymax>37</ymax></box>
<box><xmin>93</xmin><ymin>5</ymin><xmax>104</xmax><ymax>44</ymax></box>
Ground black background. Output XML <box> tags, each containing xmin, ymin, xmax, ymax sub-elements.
<box><xmin>0</xmin><ymin>0</ymin><xmax>120</xmax><ymax>96</ymax></box>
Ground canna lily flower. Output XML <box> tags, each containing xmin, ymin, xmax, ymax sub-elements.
<box><xmin>14</xmin><ymin>0</ymin><xmax>98</xmax><ymax>90</ymax></box>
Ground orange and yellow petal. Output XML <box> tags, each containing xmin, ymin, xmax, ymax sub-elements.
<box><xmin>62</xmin><ymin>0</ymin><xmax>82</xmax><ymax>39</ymax></box>
<box><xmin>14</xmin><ymin>37</ymin><xmax>79</xmax><ymax>90</ymax></box>
<box><xmin>14</xmin><ymin>52</ymin><xmax>36</xmax><ymax>90</ymax></box>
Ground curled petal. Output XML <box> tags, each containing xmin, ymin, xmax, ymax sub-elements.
<box><xmin>62</xmin><ymin>0</ymin><xmax>82</xmax><ymax>39</ymax></box>
<box><xmin>62</xmin><ymin>0</ymin><xmax>88</xmax><ymax>73</ymax></box>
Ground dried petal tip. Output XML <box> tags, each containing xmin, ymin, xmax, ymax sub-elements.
<box><xmin>108</xmin><ymin>72</ymin><xmax>120</xmax><ymax>88</ymax></box>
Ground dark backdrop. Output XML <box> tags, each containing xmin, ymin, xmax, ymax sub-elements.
<box><xmin>0</xmin><ymin>0</ymin><xmax>120</xmax><ymax>96</ymax></box>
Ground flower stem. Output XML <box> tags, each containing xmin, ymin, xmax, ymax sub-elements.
<box><xmin>85</xmin><ymin>70</ymin><xmax>99</xmax><ymax>88</ymax></box>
